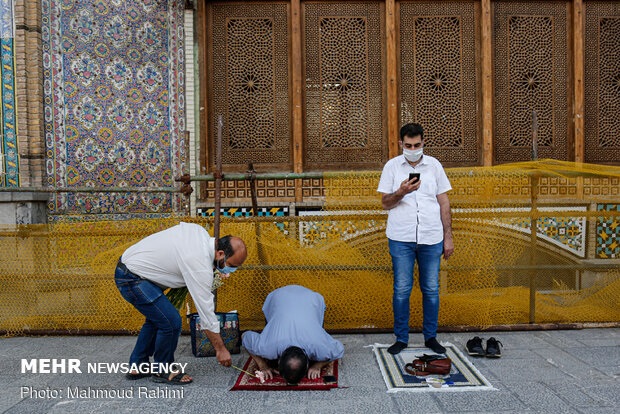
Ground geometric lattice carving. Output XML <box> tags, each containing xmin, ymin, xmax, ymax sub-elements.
<box><xmin>400</xmin><ymin>2</ymin><xmax>478</xmax><ymax>164</ymax></box>
<box><xmin>227</xmin><ymin>19</ymin><xmax>275</xmax><ymax>149</ymax></box>
<box><xmin>494</xmin><ymin>2</ymin><xmax>568</xmax><ymax>162</ymax></box>
<box><xmin>210</xmin><ymin>4</ymin><xmax>290</xmax><ymax>167</ymax></box>
<box><xmin>597</xmin><ymin>18</ymin><xmax>620</xmax><ymax>148</ymax></box>
<box><xmin>319</xmin><ymin>17</ymin><xmax>368</xmax><ymax>148</ymax></box>
<box><xmin>508</xmin><ymin>16</ymin><xmax>554</xmax><ymax>147</ymax></box>
<box><xmin>304</xmin><ymin>2</ymin><xmax>385</xmax><ymax>169</ymax></box>
<box><xmin>413</xmin><ymin>16</ymin><xmax>463</xmax><ymax>147</ymax></box>
<box><xmin>585</xmin><ymin>2</ymin><xmax>620</xmax><ymax>163</ymax></box>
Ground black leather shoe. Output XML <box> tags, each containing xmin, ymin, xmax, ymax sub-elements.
<box><xmin>486</xmin><ymin>337</ymin><xmax>503</xmax><ymax>358</ymax></box>
<box><xmin>387</xmin><ymin>341</ymin><xmax>408</xmax><ymax>355</ymax></box>
<box><xmin>424</xmin><ymin>337</ymin><xmax>446</xmax><ymax>354</ymax></box>
<box><xmin>465</xmin><ymin>336</ymin><xmax>485</xmax><ymax>357</ymax></box>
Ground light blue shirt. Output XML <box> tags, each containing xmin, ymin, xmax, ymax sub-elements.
<box><xmin>242</xmin><ymin>285</ymin><xmax>345</xmax><ymax>361</ymax></box>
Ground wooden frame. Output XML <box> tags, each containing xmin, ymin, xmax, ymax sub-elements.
<box><xmin>195</xmin><ymin>0</ymin><xmax>605</xmax><ymax>204</ymax></box>
<box><xmin>572</xmin><ymin>0</ymin><xmax>584</xmax><ymax>163</ymax></box>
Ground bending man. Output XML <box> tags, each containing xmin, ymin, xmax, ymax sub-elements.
<box><xmin>242</xmin><ymin>285</ymin><xmax>344</xmax><ymax>384</ymax></box>
<box><xmin>115</xmin><ymin>222</ymin><xmax>247</xmax><ymax>384</ymax></box>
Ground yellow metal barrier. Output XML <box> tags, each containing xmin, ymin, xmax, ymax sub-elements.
<box><xmin>1</xmin><ymin>161</ymin><xmax>618</xmax><ymax>335</ymax></box>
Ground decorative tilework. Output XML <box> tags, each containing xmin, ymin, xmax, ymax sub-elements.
<box><xmin>0</xmin><ymin>0</ymin><xmax>18</xmax><ymax>187</ymax></box>
<box><xmin>42</xmin><ymin>0</ymin><xmax>185</xmax><ymax>217</ymax></box>
<box><xmin>207</xmin><ymin>180</ymin><xmax>297</xmax><ymax>200</ymax></box>
<box><xmin>0</xmin><ymin>0</ymin><xmax>12</xmax><ymax>39</ymax></box>
<box><xmin>197</xmin><ymin>206</ymin><xmax>289</xmax><ymax>218</ymax></box>
<box><xmin>197</xmin><ymin>206</ymin><xmax>290</xmax><ymax>235</ymax></box>
<box><xmin>469</xmin><ymin>206</ymin><xmax>587</xmax><ymax>257</ymax></box>
<box><xmin>596</xmin><ymin>204</ymin><xmax>619</xmax><ymax>259</ymax></box>
<box><xmin>538</xmin><ymin>176</ymin><xmax>578</xmax><ymax>197</ymax></box>
<box><xmin>584</xmin><ymin>177</ymin><xmax>620</xmax><ymax>198</ymax></box>
<box><xmin>298</xmin><ymin>210</ymin><xmax>386</xmax><ymax>246</ymax></box>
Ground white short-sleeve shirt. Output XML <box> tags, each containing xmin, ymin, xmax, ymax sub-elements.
<box><xmin>121</xmin><ymin>222</ymin><xmax>220</xmax><ymax>333</ymax></box>
<box><xmin>377</xmin><ymin>154</ymin><xmax>452</xmax><ymax>244</ymax></box>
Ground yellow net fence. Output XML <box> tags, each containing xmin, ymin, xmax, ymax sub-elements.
<box><xmin>1</xmin><ymin>160</ymin><xmax>619</xmax><ymax>335</ymax></box>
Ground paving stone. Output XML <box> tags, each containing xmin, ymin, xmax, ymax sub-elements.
<box><xmin>392</xmin><ymin>391</ymin><xmax>443</xmax><ymax>413</ymax></box>
<box><xmin>433</xmin><ymin>389</ymin><xmax>528</xmax><ymax>412</ymax></box>
<box><xmin>504</xmin><ymin>381</ymin><xmax>580</xmax><ymax>413</ymax></box>
<box><xmin>533</xmin><ymin>348</ymin><xmax>610</xmax><ymax>380</ymax></box>
<box><xmin>544</xmin><ymin>379</ymin><xmax>607</xmax><ymax>408</ymax></box>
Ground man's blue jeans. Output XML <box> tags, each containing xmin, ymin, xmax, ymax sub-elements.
<box><xmin>388</xmin><ymin>239</ymin><xmax>443</xmax><ymax>343</ymax></box>
<box><xmin>114</xmin><ymin>262</ymin><xmax>181</xmax><ymax>370</ymax></box>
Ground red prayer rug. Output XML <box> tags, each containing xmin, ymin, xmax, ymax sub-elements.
<box><xmin>230</xmin><ymin>357</ymin><xmax>339</xmax><ymax>391</ymax></box>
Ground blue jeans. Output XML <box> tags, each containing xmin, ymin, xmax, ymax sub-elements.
<box><xmin>388</xmin><ymin>239</ymin><xmax>443</xmax><ymax>343</ymax></box>
<box><xmin>114</xmin><ymin>262</ymin><xmax>181</xmax><ymax>370</ymax></box>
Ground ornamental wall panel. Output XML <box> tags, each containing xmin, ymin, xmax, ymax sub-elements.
<box><xmin>42</xmin><ymin>0</ymin><xmax>186</xmax><ymax>220</ymax></box>
<box><xmin>209</xmin><ymin>3</ymin><xmax>291</xmax><ymax>169</ymax></box>
<box><xmin>0</xmin><ymin>0</ymin><xmax>18</xmax><ymax>186</ymax></box>
<box><xmin>493</xmin><ymin>1</ymin><xmax>569</xmax><ymax>163</ymax></box>
<box><xmin>584</xmin><ymin>2</ymin><xmax>620</xmax><ymax>163</ymax></box>
<box><xmin>303</xmin><ymin>2</ymin><xmax>386</xmax><ymax>170</ymax></box>
<box><xmin>399</xmin><ymin>1</ymin><xmax>480</xmax><ymax>165</ymax></box>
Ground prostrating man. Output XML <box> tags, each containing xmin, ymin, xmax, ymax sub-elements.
<box><xmin>115</xmin><ymin>222</ymin><xmax>247</xmax><ymax>384</ymax></box>
<box><xmin>377</xmin><ymin>123</ymin><xmax>454</xmax><ymax>355</ymax></box>
<box><xmin>242</xmin><ymin>285</ymin><xmax>344</xmax><ymax>384</ymax></box>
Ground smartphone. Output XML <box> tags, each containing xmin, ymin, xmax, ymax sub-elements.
<box><xmin>323</xmin><ymin>375</ymin><xmax>337</xmax><ymax>384</ymax></box>
<box><xmin>408</xmin><ymin>173</ymin><xmax>421</xmax><ymax>183</ymax></box>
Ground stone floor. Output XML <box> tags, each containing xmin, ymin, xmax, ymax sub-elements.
<box><xmin>1</xmin><ymin>328</ymin><xmax>618</xmax><ymax>413</ymax></box>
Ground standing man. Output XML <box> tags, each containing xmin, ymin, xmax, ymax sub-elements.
<box><xmin>242</xmin><ymin>285</ymin><xmax>344</xmax><ymax>384</ymax></box>
<box><xmin>377</xmin><ymin>123</ymin><xmax>454</xmax><ymax>355</ymax></box>
<box><xmin>115</xmin><ymin>222</ymin><xmax>247</xmax><ymax>384</ymax></box>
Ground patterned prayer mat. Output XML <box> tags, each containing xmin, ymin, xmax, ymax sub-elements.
<box><xmin>371</xmin><ymin>342</ymin><xmax>496</xmax><ymax>392</ymax></box>
<box><xmin>230</xmin><ymin>357</ymin><xmax>339</xmax><ymax>391</ymax></box>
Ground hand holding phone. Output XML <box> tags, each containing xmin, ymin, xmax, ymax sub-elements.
<box><xmin>408</xmin><ymin>173</ymin><xmax>421</xmax><ymax>183</ymax></box>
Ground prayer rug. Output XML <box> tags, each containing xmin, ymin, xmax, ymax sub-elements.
<box><xmin>230</xmin><ymin>357</ymin><xmax>339</xmax><ymax>391</ymax></box>
<box><xmin>371</xmin><ymin>342</ymin><xmax>496</xmax><ymax>393</ymax></box>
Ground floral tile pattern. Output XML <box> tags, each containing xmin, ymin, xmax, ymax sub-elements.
<box><xmin>42</xmin><ymin>0</ymin><xmax>185</xmax><ymax>219</ymax></box>
<box><xmin>1</xmin><ymin>0</ymin><xmax>19</xmax><ymax>186</ymax></box>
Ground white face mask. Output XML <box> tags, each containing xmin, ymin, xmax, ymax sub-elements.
<box><xmin>403</xmin><ymin>147</ymin><xmax>423</xmax><ymax>162</ymax></box>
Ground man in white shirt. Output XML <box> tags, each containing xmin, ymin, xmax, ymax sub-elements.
<box><xmin>114</xmin><ymin>222</ymin><xmax>247</xmax><ymax>384</ymax></box>
<box><xmin>377</xmin><ymin>123</ymin><xmax>454</xmax><ymax>355</ymax></box>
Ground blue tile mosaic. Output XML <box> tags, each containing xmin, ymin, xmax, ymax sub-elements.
<box><xmin>42</xmin><ymin>0</ymin><xmax>186</xmax><ymax>218</ymax></box>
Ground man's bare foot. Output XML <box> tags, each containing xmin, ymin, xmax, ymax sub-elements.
<box><xmin>169</xmin><ymin>371</ymin><xmax>192</xmax><ymax>382</ymax></box>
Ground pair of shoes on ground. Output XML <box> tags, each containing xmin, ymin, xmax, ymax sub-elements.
<box><xmin>466</xmin><ymin>336</ymin><xmax>502</xmax><ymax>358</ymax></box>
<box><xmin>387</xmin><ymin>337</ymin><xmax>446</xmax><ymax>355</ymax></box>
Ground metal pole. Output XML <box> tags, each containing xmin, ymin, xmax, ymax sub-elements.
<box><xmin>4</xmin><ymin>322</ymin><xmax>618</xmax><ymax>337</ymax></box>
<box><xmin>0</xmin><ymin>187</ymin><xmax>181</xmax><ymax>193</ymax></box>
<box><xmin>529</xmin><ymin>110</ymin><xmax>539</xmax><ymax>324</ymax></box>
<box><xmin>247</xmin><ymin>162</ymin><xmax>271</xmax><ymax>285</ymax></box>
<box><xmin>532</xmin><ymin>110</ymin><xmax>538</xmax><ymax>161</ymax></box>
<box><xmin>191</xmin><ymin>171</ymin><xmax>326</xmax><ymax>182</ymax></box>
<box><xmin>214</xmin><ymin>115</ymin><xmax>223</xmax><ymax>242</ymax></box>
<box><xmin>213</xmin><ymin>115</ymin><xmax>223</xmax><ymax>308</ymax></box>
